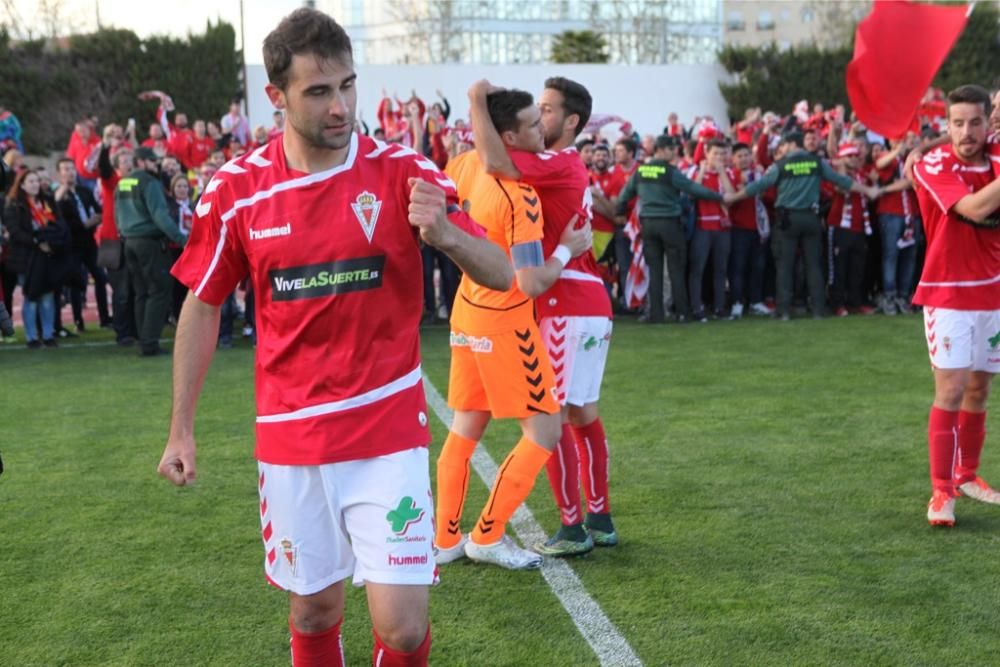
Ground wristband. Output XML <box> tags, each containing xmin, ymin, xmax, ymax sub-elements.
<box><xmin>551</xmin><ymin>244</ymin><xmax>572</xmax><ymax>268</ymax></box>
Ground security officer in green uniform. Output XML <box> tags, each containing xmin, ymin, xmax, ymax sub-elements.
<box><xmin>726</xmin><ymin>131</ymin><xmax>879</xmax><ymax>319</ymax></box>
<box><xmin>115</xmin><ymin>146</ymin><xmax>187</xmax><ymax>356</ymax></box>
<box><xmin>616</xmin><ymin>135</ymin><xmax>724</xmax><ymax>323</ymax></box>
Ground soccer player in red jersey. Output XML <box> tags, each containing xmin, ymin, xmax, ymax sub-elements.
<box><xmin>911</xmin><ymin>85</ymin><xmax>1000</xmax><ymax>527</ymax></box>
<box><xmin>156</xmin><ymin>9</ymin><xmax>512</xmax><ymax>667</ymax></box>
<box><xmin>469</xmin><ymin>77</ymin><xmax>618</xmax><ymax>555</ymax></box>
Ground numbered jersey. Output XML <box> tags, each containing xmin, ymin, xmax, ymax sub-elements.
<box><xmin>172</xmin><ymin>133</ymin><xmax>483</xmax><ymax>465</ymax></box>
<box><xmin>911</xmin><ymin>143</ymin><xmax>1000</xmax><ymax>310</ymax></box>
<box><xmin>510</xmin><ymin>148</ymin><xmax>613</xmax><ymax>319</ymax></box>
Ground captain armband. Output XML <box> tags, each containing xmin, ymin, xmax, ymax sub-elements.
<box><xmin>511</xmin><ymin>240</ymin><xmax>545</xmax><ymax>269</ymax></box>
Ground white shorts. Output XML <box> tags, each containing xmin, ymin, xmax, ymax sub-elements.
<box><xmin>538</xmin><ymin>316</ymin><xmax>613</xmax><ymax>407</ymax></box>
<box><xmin>258</xmin><ymin>447</ymin><xmax>437</xmax><ymax>596</ymax></box>
<box><xmin>924</xmin><ymin>306</ymin><xmax>1000</xmax><ymax>373</ymax></box>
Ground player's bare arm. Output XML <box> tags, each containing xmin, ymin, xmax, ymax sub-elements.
<box><xmin>157</xmin><ymin>292</ymin><xmax>222</xmax><ymax>486</ymax></box>
<box><xmin>514</xmin><ymin>215</ymin><xmax>591</xmax><ymax>298</ymax></box>
<box><xmin>407</xmin><ymin>177</ymin><xmax>513</xmax><ymax>291</ymax></box>
<box><xmin>951</xmin><ymin>176</ymin><xmax>1000</xmax><ymax>224</ymax></box>
<box><xmin>468</xmin><ymin>79</ymin><xmax>520</xmax><ymax>180</ymax></box>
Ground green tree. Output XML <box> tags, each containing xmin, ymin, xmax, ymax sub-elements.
<box><xmin>550</xmin><ymin>30</ymin><xmax>609</xmax><ymax>64</ymax></box>
<box><xmin>0</xmin><ymin>20</ymin><xmax>240</xmax><ymax>154</ymax></box>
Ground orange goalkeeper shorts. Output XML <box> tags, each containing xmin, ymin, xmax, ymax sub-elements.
<box><xmin>447</xmin><ymin>323</ymin><xmax>560</xmax><ymax>419</ymax></box>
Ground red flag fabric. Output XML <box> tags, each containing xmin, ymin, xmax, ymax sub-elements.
<box><xmin>846</xmin><ymin>0</ymin><xmax>970</xmax><ymax>139</ymax></box>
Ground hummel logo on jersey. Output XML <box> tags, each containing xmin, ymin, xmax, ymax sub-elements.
<box><xmin>387</xmin><ymin>496</ymin><xmax>425</xmax><ymax>535</ymax></box>
<box><xmin>249</xmin><ymin>223</ymin><xmax>292</xmax><ymax>241</ymax></box>
<box><xmin>351</xmin><ymin>191</ymin><xmax>382</xmax><ymax>243</ymax></box>
<box><xmin>270</xmin><ymin>256</ymin><xmax>385</xmax><ymax>301</ymax></box>
<box><xmin>989</xmin><ymin>331</ymin><xmax>1000</xmax><ymax>349</ymax></box>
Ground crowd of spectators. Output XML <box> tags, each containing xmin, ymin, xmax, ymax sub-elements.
<box><xmin>1</xmin><ymin>86</ymin><xmax>997</xmax><ymax>350</ymax></box>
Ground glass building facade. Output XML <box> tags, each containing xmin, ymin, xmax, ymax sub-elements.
<box><xmin>326</xmin><ymin>1</ymin><xmax>723</xmax><ymax>65</ymax></box>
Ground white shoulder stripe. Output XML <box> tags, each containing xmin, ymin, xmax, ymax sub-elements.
<box><xmin>247</xmin><ymin>144</ymin><xmax>272</xmax><ymax>167</ymax></box>
<box><xmin>217</xmin><ymin>133</ymin><xmax>359</xmax><ymax>224</ymax></box>
<box><xmin>204</xmin><ymin>177</ymin><xmax>223</xmax><ymax>195</ymax></box>
<box><xmin>436</xmin><ymin>176</ymin><xmax>456</xmax><ymax>190</ymax></box>
<box><xmin>366</xmin><ymin>139</ymin><xmax>393</xmax><ymax>158</ymax></box>
<box><xmin>218</xmin><ymin>160</ymin><xmax>246</xmax><ymax>175</ymax></box>
<box><xmin>195</xmin><ymin>200</ymin><xmax>212</xmax><ymax>217</ymax></box>
<box><xmin>194</xmin><ymin>221</ymin><xmax>228</xmax><ymax>298</ymax></box>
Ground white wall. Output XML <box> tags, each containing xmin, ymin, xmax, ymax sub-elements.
<box><xmin>246</xmin><ymin>63</ymin><xmax>733</xmax><ymax>141</ymax></box>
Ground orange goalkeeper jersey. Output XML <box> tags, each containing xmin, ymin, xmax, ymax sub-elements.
<box><xmin>446</xmin><ymin>151</ymin><xmax>545</xmax><ymax>334</ymax></box>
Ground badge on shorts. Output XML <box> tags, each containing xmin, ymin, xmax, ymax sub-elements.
<box><xmin>386</xmin><ymin>497</ymin><xmax>425</xmax><ymax>536</ymax></box>
<box><xmin>351</xmin><ymin>191</ymin><xmax>382</xmax><ymax>243</ymax></box>
<box><xmin>280</xmin><ymin>538</ymin><xmax>298</xmax><ymax>575</ymax></box>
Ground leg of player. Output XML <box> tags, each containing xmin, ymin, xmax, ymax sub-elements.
<box><xmin>288</xmin><ymin>583</ymin><xmax>346</xmax><ymax>667</ymax></box>
<box><xmin>569</xmin><ymin>402</ymin><xmax>617</xmax><ymax>547</ymax></box>
<box><xmin>927</xmin><ymin>368</ymin><xmax>968</xmax><ymax>526</ymax></box>
<box><xmin>955</xmin><ymin>371</ymin><xmax>1000</xmax><ymax>504</ymax></box>
<box><xmin>465</xmin><ymin>411</ymin><xmax>560</xmax><ymax>570</ymax></box>
<box><xmin>538</xmin><ymin>407</ymin><xmax>591</xmax><ymax>557</ymax></box>
<box><xmin>433</xmin><ymin>409</ymin><xmax>491</xmax><ymax>564</ymax></box>
<box><xmin>366</xmin><ymin>583</ymin><xmax>431</xmax><ymax>666</ymax></box>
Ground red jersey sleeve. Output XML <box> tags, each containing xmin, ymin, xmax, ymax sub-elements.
<box><xmin>510</xmin><ymin>149</ymin><xmax>579</xmax><ymax>188</ymax></box>
<box><xmin>405</xmin><ymin>148</ymin><xmax>486</xmax><ymax>239</ymax></box>
<box><xmin>170</xmin><ymin>177</ymin><xmax>249</xmax><ymax>306</ymax></box>
<box><xmin>913</xmin><ymin>148</ymin><xmax>976</xmax><ymax>216</ymax></box>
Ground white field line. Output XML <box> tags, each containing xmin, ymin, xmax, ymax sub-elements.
<box><xmin>422</xmin><ymin>375</ymin><xmax>643</xmax><ymax>667</ymax></box>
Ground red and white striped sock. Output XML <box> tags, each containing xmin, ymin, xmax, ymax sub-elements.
<box><xmin>545</xmin><ymin>423</ymin><xmax>582</xmax><ymax>526</ymax></box>
<box><xmin>289</xmin><ymin>617</ymin><xmax>344</xmax><ymax>667</ymax></box>
<box><xmin>573</xmin><ymin>418</ymin><xmax>611</xmax><ymax>514</ymax></box>
<box><xmin>372</xmin><ymin>627</ymin><xmax>431</xmax><ymax>666</ymax></box>
<box><xmin>955</xmin><ymin>410</ymin><xmax>987</xmax><ymax>485</ymax></box>
<box><xmin>928</xmin><ymin>406</ymin><xmax>959</xmax><ymax>495</ymax></box>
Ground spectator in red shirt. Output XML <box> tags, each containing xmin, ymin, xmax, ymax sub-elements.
<box><xmin>872</xmin><ymin>133</ymin><xmax>920</xmax><ymax>315</ymax></box>
<box><xmin>727</xmin><ymin>142</ymin><xmax>771</xmax><ymax>318</ymax></box>
<box><xmin>187</xmin><ymin>120</ymin><xmax>215</xmax><ymax>172</ymax></box>
<box><xmin>269</xmin><ymin>110</ymin><xmax>285</xmax><ymax>140</ymax></box>
<box><xmin>686</xmin><ymin>139</ymin><xmax>736</xmax><ymax>320</ymax></box>
<box><xmin>66</xmin><ymin>119</ymin><xmax>101</xmax><ymax>189</ymax></box>
<box><xmin>142</xmin><ymin>123</ymin><xmax>169</xmax><ymax>158</ymax></box>
<box><xmin>827</xmin><ymin>143</ymin><xmax>876</xmax><ymax>316</ymax></box>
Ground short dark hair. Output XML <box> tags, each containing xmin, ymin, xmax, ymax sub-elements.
<box><xmin>615</xmin><ymin>137</ymin><xmax>637</xmax><ymax>157</ymax></box>
<box><xmin>486</xmin><ymin>89</ymin><xmax>535</xmax><ymax>135</ymax></box>
<box><xmin>544</xmin><ymin>76</ymin><xmax>592</xmax><ymax>138</ymax></box>
<box><xmin>706</xmin><ymin>138</ymin><xmax>729</xmax><ymax>152</ymax></box>
<box><xmin>263</xmin><ymin>8</ymin><xmax>353</xmax><ymax>91</ymax></box>
<box><xmin>56</xmin><ymin>157</ymin><xmax>75</xmax><ymax>171</ymax></box>
<box><xmin>575</xmin><ymin>138</ymin><xmax>595</xmax><ymax>151</ymax></box>
<box><xmin>781</xmin><ymin>130</ymin><xmax>805</xmax><ymax>148</ymax></box>
<box><xmin>593</xmin><ymin>143</ymin><xmax>611</xmax><ymax>154</ymax></box>
<box><xmin>947</xmin><ymin>84</ymin><xmax>992</xmax><ymax>118</ymax></box>
<box><xmin>732</xmin><ymin>142</ymin><xmax>751</xmax><ymax>154</ymax></box>
<box><xmin>653</xmin><ymin>135</ymin><xmax>677</xmax><ymax>152</ymax></box>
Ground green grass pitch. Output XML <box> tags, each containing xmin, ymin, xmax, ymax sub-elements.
<box><xmin>3</xmin><ymin>314</ymin><xmax>1000</xmax><ymax>666</ymax></box>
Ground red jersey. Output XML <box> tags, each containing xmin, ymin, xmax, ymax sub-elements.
<box><xmin>96</xmin><ymin>171</ymin><xmax>121</xmax><ymax>242</ymax></box>
<box><xmin>188</xmin><ymin>135</ymin><xmax>216</xmax><ymax>170</ymax></box>
<box><xmin>66</xmin><ymin>131</ymin><xmax>100</xmax><ymax>180</ymax></box>
<box><xmin>912</xmin><ymin>144</ymin><xmax>1000</xmax><ymax>310</ymax></box>
<box><xmin>874</xmin><ymin>158</ymin><xmax>916</xmax><ymax>218</ymax></box>
<box><xmin>686</xmin><ymin>167</ymin><xmax>733</xmax><ymax>231</ymax></box>
<box><xmin>511</xmin><ymin>148</ymin><xmax>612</xmax><ymax>319</ymax></box>
<box><xmin>589</xmin><ymin>168</ymin><xmax>624</xmax><ymax>233</ymax></box>
<box><xmin>728</xmin><ymin>169</ymin><xmax>759</xmax><ymax>231</ymax></box>
<box><xmin>826</xmin><ymin>177</ymin><xmax>869</xmax><ymax>234</ymax></box>
<box><xmin>735</xmin><ymin>121</ymin><xmax>761</xmax><ymax>146</ymax></box>
<box><xmin>172</xmin><ymin>134</ymin><xmax>483</xmax><ymax>465</ymax></box>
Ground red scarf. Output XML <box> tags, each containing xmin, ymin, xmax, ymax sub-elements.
<box><xmin>28</xmin><ymin>197</ymin><xmax>55</xmax><ymax>229</ymax></box>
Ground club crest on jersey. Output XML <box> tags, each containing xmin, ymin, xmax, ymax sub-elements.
<box><xmin>351</xmin><ymin>191</ymin><xmax>382</xmax><ymax>243</ymax></box>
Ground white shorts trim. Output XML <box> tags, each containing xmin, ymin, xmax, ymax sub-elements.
<box><xmin>924</xmin><ymin>306</ymin><xmax>1000</xmax><ymax>373</ymax></box>
<box><xmin>539</xmin><ymin>316</ymin><xmax>612</xmax><ymax>406</ymax></box>
<box><xmin>258</xmin><ymin>447</ymin><xmax>436</xmax><ymax>595</ymax></box>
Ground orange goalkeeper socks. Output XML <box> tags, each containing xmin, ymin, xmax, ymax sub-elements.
<box><xmin>472</xmin><ymin>437</ymin><xmax>551</xmax><ymax>545</ymax></box>
<box><xmin>434</xmin><ymin>431</ymin><xmax>478</xmax><ymax>548</ymax></box>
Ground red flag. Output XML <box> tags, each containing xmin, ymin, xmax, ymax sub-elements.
<box><xmin>846</xmin><ymin>0</ymin><xmax>970</xmax><ymax>139</ymax></box>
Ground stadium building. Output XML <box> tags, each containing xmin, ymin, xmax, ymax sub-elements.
<box><xmin>325</xmin><ymin>0</ymin><xmax>723</xmax><ymax>65</ymax></box>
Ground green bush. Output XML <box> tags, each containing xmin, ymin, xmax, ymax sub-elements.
<box><xmin>0</xmin><ymin>21</ymin><xmax>240</xmax><ymax>154</ymax></box>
